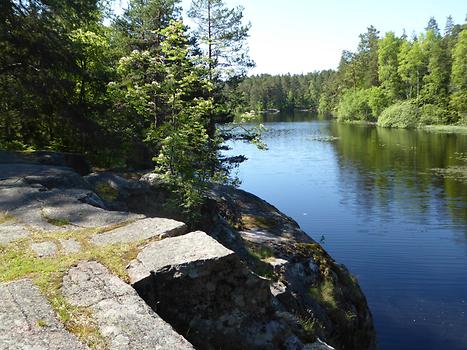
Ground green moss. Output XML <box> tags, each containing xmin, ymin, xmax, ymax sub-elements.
<box><xmin>36</xmin><ymin>319</ymin><xmax>48</xmax><ymax>328</ymax></box>
<box><xmin>95</xmin><ymin>182</ymin><xmax>119</xmax><ymax>202</ymax></box>
<box><xmin>246</xmin><ymin>244</ymin><xmax>274</xmax><ymax>260</ymax></box>
<box><xmin>241</xmin><ymin>214</ymin><xmax>278</xmax><ymax>230</ymax></box>
<box><xmin>299</xmin><ymin>316</ymin><xmax>324</xmax><ymax>339</ymax></box>
<box><xmin>45</xmin><ymin>217</ymin><xmax>71</xmax><ymax>227</ymax></box>
<box><xmin>0</xmin><ymin>220</ymin><xmax>157</xmax><ymax>348</ymax></box>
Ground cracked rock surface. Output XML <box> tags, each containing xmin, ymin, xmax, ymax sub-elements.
<box><xmin>0</xmin><ymin>279</ymin><xmax>87</xmax><ymax>350</ymax></box>
<box><xmin>128</xmin><ymin>231</ymin><xmax>297</xmax><ymax>350</ymax></box>
<box><xmin>90</xmin><ymin>217</ymin><xmax>187</xmax><ymax>246</ymax></box>
<box><xmin>62</xmin><ymin>261</ymin><xmax>194</xmax><ymax>350</ymax></box>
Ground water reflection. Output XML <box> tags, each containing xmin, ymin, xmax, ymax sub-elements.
<box><xmin>228</xmin><ymin>112</ymin><xmax>467</xmax><ymax>350</ymax></box>
<box><xmin>328</xmin><ymin>122</ymin><xmax>467</xmax><ymax>224</ymax></box>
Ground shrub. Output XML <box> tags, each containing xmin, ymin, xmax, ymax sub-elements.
<box><xmin>367</xmin><ymin>87</ymin><xmax>390</xmax><ymax>119</ymax></box>
<box><xmin>336</xmin><ymin>89</ymin><xmax>372</xmax><ymax>122</ymax></box>
<box><xmin>377</xmin><ymin>100</ymin><xmax>419</xmax><ymax>128</ymax></box>
<box><xmin>419</xmin><ymin>104</ymin><xmax>451</xmax><ymax>125</ymax></box>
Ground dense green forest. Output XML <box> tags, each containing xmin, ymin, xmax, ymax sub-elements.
<box><xmin>239</xmin><ymin>18</ymin><xmax>466</xmax><ymax>128</ymax></box>
<box><xmin>0</xmin><ymin>0</ymin><xmax>258</xmax><ymax>216</ymax></box>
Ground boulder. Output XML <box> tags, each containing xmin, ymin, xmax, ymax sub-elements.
<box><xmin>85</xmin><ymin>172</ymin><xmax>150</xmax><ymax>211</ymax></box>
<box><xmin>0</xmin><ymin>279</ymin><xmax>87</xmax><ymax>349</ymax></box>
<box><xmin>0</xmin><ymin>186</ymin><xmax>142</xmax><ymax>231</ymax></box>
<box><xmin>62</xmin><ymin>261</ymin><xmax>193</xmax><ymax>350</ymax></box>
<box><xmin>0</xmin><ymin>163</ymin><xmax>90</xmax><ymax>190</ymax></box>
<box><xmin>128</xmin><ymin>231</ymin><xmax>297</xmax><ymax>350</ymax></box>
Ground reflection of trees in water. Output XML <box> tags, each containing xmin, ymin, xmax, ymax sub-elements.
<box><xmin>329</xmin><ymin>122</ymin><xmax>467</xmax><ymax>224</ymax></box>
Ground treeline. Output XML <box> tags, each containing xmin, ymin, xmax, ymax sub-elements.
<box><xmin>239</xmin><ymin>17</ymin><xmax>466</xmax><ymax>127</ymax></box>
<box><xmin>0</xmin><ymin>0</ymin><xmax>254</xmax><ymax>217</ymax></box>
<box><xmin>237</xmin><ymin>71</ymin><xmax>334</xmax><ymax>112</ymax></box>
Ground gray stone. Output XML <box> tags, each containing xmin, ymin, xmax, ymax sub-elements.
<box><xmin>139</xmin><ymin>172</ymin><xmax>165</xmax><ymax>187</ymax></box>
<box><xmin>59</xmin><ymin>238</ymin><xmax>81</xmax><ymax>254</ymax></box>
<box><xmin>62</xmin><ymin>261</ymin><xmax>193</xmax><ymax>350</ymax></box>
<box><xmin>90</xmin><ymin>217</ymin><xmax>187</xmax><ymax>246</ymax></box>
<box><xmin>32</xmin><ymin>241</ymin><xmax>58</xmax><ymax>257</ymax></box>
<box><xmin>85</xmin><ymin>172</ymin><xmax>150</xmax><ymax>211</ymax></box>
<box><xmin>0</xmin><ymin>222</ymin><xmax>29</xmax><ymax>244</ymax></box>
<box><xmin>0</xmin><ymin>163</ymin><xmax>89</xmax><ymax>189</ymax></box>
<box><xmin>0</xmin><ymin>186</ymin><xmax>142</xmax><ymax>231</ymax></box>
<box><xmin>128</xmin><ymin>231</ymin><xmax>291</xmax><ymax>350</ymax></box>
<box><xmin>127</xmin><ymin>231</ymin><xmax>233</xmax><ymax>282</ymax></box>
<box><xmin>0</xmin><ymin>279</ymin><xmax>87</xmax><ymax>350</ymax></box>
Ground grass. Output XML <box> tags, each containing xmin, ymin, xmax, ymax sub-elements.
<box><xmin>0</xmin><ymin>220</ymin><xmax>157</xmax><ymax>349</ymax></box>
<box><xmin>0</xmin><ymin>212</ymin><xmax>14</xmax><ymax>225</ymax></box>
<box><xmin>309</xmin><ymin>279</ymin><xmax>338</xmax><ymax>310</ymax></box>
<box><xmin>422</xmin><ymin>124</ymin><xmax>467</xmax><ymax>135</ymax></box>
<box><xmin>245</xmin><ymin>243</ymin><xmax>274</xmax><ymax>260</ymax></box>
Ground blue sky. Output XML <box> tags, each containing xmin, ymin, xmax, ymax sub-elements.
<box><xmin>113</xmin><ymin>0</ymin><xmax>466</xmax><ymax>75</ymax></box>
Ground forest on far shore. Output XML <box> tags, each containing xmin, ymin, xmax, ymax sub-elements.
<box><xmin>239</xmin><ymin>17</ymin><xmax>466</xmax><ymax>128</ymax></box>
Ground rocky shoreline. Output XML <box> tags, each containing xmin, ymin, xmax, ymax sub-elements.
<box><xmin>0</xmin><ymin>151</ymin><xmax>376</xmax><ymax>349</ymax></box>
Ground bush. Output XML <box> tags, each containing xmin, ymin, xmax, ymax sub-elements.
<box><xmin>367</xmin><ymin>87</ymin><xmax>390</xmax><ymax>119</ymax></box>
<box><xmin>449</xmin><ymin>92</ymin><xmax>467</xmax><ymax>124</ymax></box>
<box><xmin>377</xmin><ymin>101</ymin><xmax>419</xmax><ymax>128</ymax></box>
<box><xmin>336</xmin><ymin>89</ymin><xmax>372</xmax><ymax>122</ymax></box>
<box><xmin>419</xmin><ymin>104</ymin><xmax>451</xmax><ymax>125</ymax></box>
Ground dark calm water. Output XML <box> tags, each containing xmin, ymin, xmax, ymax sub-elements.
<box><xmin>226</xmin><ymin>112</ymin><xmax>467</xmax><ymax>350</ymax></box>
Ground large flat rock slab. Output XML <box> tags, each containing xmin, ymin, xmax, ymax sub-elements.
<box><xmin>0</xmin><ymin>279</ymin><xmax>87</xmax><ymax>350</ymax></box>
<box><xmin>0</xmin><ymin>186</ymin><xmax>141</xmax><ymax>231</ymax></box>
<box><xmin>31</xmin><ymin>241</ymin><xmax>58</xmax><ymax>257</ymax></box>
<box><xmin>0</xmin><ymin>150</ymin><xmax>90</xmax><ymax>175</ymax></box>
<box><xmin>62</xmin><ymin>261</ymin><xmax>193</xmax><ymax>350</ymax></box>
<box><xmin>90</xmin><ymin>217</ymin><xmax>187</xmax><ymax>246</ymax></box>
<box><xmin>0</xmin><ymin>163</ymin><xmax>89</xmax><ymax>189</ymax></box>
<box><xmin>128</xmin><ymin>231</ymin><xmax>288</xmax><ymax>350</ymax></box>
<box><xmin>127</xmin><ymin>230</ymin><xmax>233</xmax><ymax>282</ymax></box>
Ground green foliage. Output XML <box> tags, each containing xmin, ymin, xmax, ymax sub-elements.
<box><xmin>336</xmin><ymin>89</ymin><xmax>372</xmax><ymax>122</ymax></box>
<box><xmin>378</xmin><ymin>32</ymin><xmax>402</xmax><ymax>101</ymax></box>
<box><xmin>449</xmin><ymin>28</ymin><xmax>467</xmax><ymax>121</ymax></box>
<box><xmin>238</xmin><ymin>71</ymin><xmax>336</xmax><ymax>112</ymax></box>
<box><xmin>188</xmin><ymin>0</ymin><xmax>253</xmax><ymax>79</ymax></box>
<box><xmin>377</xmin><ymin>101</ymin><xmax>420</xmax><ymax>128</ymax></box>
<box><xmin>367</xmin><ymin>86</ymin><xmax>390</xmax><ymax>118</ymax></box>
<box><xmin>419</xmin><ymin>104</ymin><xmax>451</xmax><ymax>125</ymax></box>
<box><xmin>236</xmin><ymin>17</ymin><xmax>464</xmax><ymax>128</ymax></box>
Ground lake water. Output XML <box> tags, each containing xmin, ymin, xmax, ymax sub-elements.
<box><xmin>226</xmin><ymin>112</ymin><xmax>467</xmax><ymax>350</ymax></box>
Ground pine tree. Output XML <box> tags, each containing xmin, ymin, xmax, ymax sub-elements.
<box><xmin>188</xmin><ymin>0</ymin><xmax>253</xmax><ymax>80</ymax></box>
